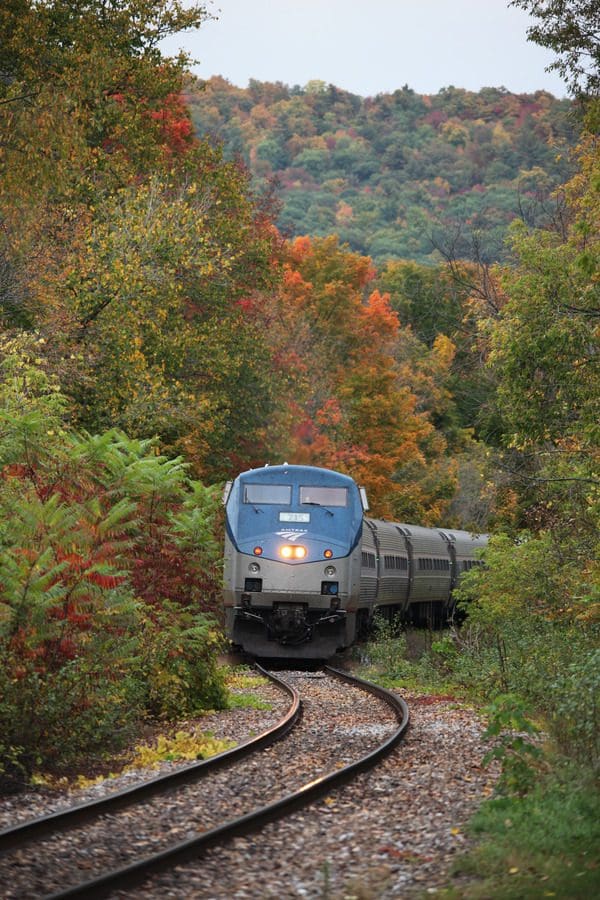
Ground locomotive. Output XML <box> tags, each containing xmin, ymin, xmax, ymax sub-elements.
<box><xmin>223</xmin><ymin>464</ymin><xmax>487</xmax><ymax>659</ymax></box>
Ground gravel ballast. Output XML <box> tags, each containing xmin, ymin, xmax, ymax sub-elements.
<box><xmin>0</xmin><ymin>672</ymin><xmax>495</xmax><ymax>898</ymax></box>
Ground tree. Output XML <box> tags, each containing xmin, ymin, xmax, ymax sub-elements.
<box><xmin>0</xmin><ymin>1</ymin><xmax>211</xmax><ymax>206</ymax></box>
<box><xmin>484</xmin><ymin>132</ymin><xmax>599</xmax><ymax>602</ymax></box>
<box><xmin>0</xmin><ymin>0</ymin><xmax>216</xmax><ymax>350</ymax></box>
<box><xmin>0</xmin><ymin>4</ymin><xmax>283</xmax><ymax>481</ymax></box>
<box><xmin>266</xmin><ymin>236</ymin><xmax>456</xmax><ymax>522</ymax></box>
<box><xmin>491</xmin><ymin>136</ymin><xmax>599</xmax><ymax>453</ymax></box>
<box><xmin>35</xmin><ymin>166</ymin><xmax>280</xmax><ymax>480</ymax></box>
<box><xmin>187</xmin><ymin>77</ymin><xmax>576</xmax><ymax>267</ymax></box>
<box><xmin>510</xmin><ymin>0</ymin><xmax>600</xmax><ymax>97</ymax></box>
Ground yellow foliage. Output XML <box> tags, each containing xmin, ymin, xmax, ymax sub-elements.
<box><xmin>128</xmin><ymin>730</ymin><xmax>236</xmax><ymax>769</ymax></box>
<box><xmin>226</xmin><ymin>671</ymin><xmax>269</xmax><ymax>689</ymax></box>
<box><xmin>432</xmin><ymin>333</ymin><xmax>457</xmax><ymax>369</ymax></box>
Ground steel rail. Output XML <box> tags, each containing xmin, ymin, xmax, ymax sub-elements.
<box><xmin>0</xmin><ymin>665</ymin><xmax>300</xmax><ymax>853</ymax></box>
<box><xmin>45</xmin><ymin>668</ymin><xmax>409</xmax><ymax>900</ymax></box>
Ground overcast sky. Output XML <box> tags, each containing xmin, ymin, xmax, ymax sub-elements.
<box><xmin>160</xmin><ymin>0</ymin><xmax>568</xmax><ymax>98</ymax></box>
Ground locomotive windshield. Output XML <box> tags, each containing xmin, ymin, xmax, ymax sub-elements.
<box><xmin>244</xmin><ymin>484</ymin><xmax>291</xmax><ymax>504</ymax></box>
<box><xmin>299</xmin><ymin>486</ymin><xmax>348</xmax><ymax>507</ymax></box>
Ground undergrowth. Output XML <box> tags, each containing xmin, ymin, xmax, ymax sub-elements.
<box><xmin>225</xmin><ymin>668</ymin><xmax>272</xmax><ymax>709</ymax></box>
<box><xmin>445</xmin><ymin>762</ymin><xmax>600</xmax><ymax>899</ymax></box>
<box><xmin>128</xmin><ymin>730</ymin><xmax>235</xmax><ymax>769</ymax></box>
<box><xmin>360</xmin><ymin>612</ymin><xmax>600</xmax><ymax>900</ymax></box>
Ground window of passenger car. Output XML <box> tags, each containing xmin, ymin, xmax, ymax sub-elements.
<box><xmin>243</xmin><ymin>484</ymin><xmax>291</xmax><ymax>504</ymax></box>
<box><xmin>299</xmin><ymin>486</ymin><xmax>348</xmax><ymax>507</ymax></box>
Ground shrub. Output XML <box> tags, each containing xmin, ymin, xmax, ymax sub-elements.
<box><xmin>0</xmin><ymin>338</ymin><xmax>227</xmax><ymax>782</ymax></box>
<box><xmin>440</xmin><ymin>533</ymin><xmax>600</xmax><ymax>763</ymax></box>
<box><xmin>551</xmin><ymin>648</ymin><xmax>600</xmax><ymax>769</ymax></box>
<box><xmin>137</xmin><ymin>602</ymin><xmax>228</xmax><ymax>719</ymax></box>
<box><xmin>481</xmin><ymin>693</ymin><xmax>544</xmax><ymax>797</ymax></box>
<box><xmin>0</xmin><ymin>635</ymin><xmax>145</xmax><ymax>787</ymax></box>
<box><xmin>363</xmin><ymin>615</ymin><xmax>411</xmax><ymax>677</ymax></box>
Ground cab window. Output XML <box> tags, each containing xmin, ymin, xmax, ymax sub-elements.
<box><xmin>300</xmin><ymin>486</ymin><xmax>348</xmax><ymax>507</ymax></box>
<box><xmin>244</xmin><ymin>484</ymin><xmax>291</xmax><ymax>504</ymax></box>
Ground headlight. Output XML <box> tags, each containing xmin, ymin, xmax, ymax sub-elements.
<box><xmin>249</xmin><ymin>562</ymin><xmax>261</xmax><ymax>573</ymax></box>
<box><xmin>324</xmin><ymin>565</ymin><xmax>336</xmax><ymax>576</ymax></box>
<box><xmin>280</xmin><ymin>545</ymin><xmax>307</xmax><ymax>559</ymax></box>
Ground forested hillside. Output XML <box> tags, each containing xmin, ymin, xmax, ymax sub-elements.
<box><xmin>187</xmin><ymin>77</ymin><xmax>579</xmax><ymax>264</ymax></box>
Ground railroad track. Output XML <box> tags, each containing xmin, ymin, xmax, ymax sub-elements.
<box><xmin>0</xmin><ymin>666</ymin><xmax>409</xmax><ymax>899</ymax></box>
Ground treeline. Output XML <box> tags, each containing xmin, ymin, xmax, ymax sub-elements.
<box><xmin>0</xmin><ymin>0</ymin><xmax>598</xmax><ymax>800</ymax></box>
<box><xmin>0</xmin><ymin>0</ymin><xmax>270</xmax><ymax>780</ymax></box>
<box><xmin>187</xmin><ymin>76</ymin><xmax>579</xmax><ymax>264</ymax></box>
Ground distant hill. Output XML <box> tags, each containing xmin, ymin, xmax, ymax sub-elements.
<box><xmin>186</xmin><ymin>77</ymin><xmax>578</xmax><ymax>265</ymax></box>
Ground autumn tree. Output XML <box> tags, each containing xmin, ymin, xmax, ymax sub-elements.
<box><xmin>266</xmin><ymin>236</ymin><xmax>456</xmax><ymax>522</ymax></box>
<box><xmin>488</xmin><ymin>133</ymin><xmax>599</xmax><ymax>549</ymax></box>
<box><xmin>30</xmin><ymin>165</ymin><xmax>279</xmax><ymax>480</ymax></box>
<box><xmin>0</xmin><ymin>1</ymin><xmax>284</xmax><ymax>482</ymax></box>
<box><xmin>0</xmin><ymin>0</ymin><xmax>209</xmax><ymax>200</ymax></box>
<box><xmin>510</xmin><ymin>0</ymin><xmax>600</xmax><ymax>97</ymax></box>
<box><xmin>187</xmin><ymin>76</ymin><xmax>576</xmax><ymax>267</ymax></box>
<box><xmin>0</xmin><ymin>0</ymin><xmax>211</xmax><ymax>334</ymax></box>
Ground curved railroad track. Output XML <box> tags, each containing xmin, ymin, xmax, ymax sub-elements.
<box><xmin>0</xmin><ymin>667</ymin><xmax>409</xmax><ymax>900</ymax></box>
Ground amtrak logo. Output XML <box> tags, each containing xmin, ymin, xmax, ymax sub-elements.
<box><xmin>276</xmin><ymin>530</ymin><xmax>307</xmax><ymax>541</ymax></box>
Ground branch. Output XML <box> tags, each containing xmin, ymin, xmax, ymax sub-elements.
<box><xmin>530</xmin><ymin>476</ymin><xmax>600</xmax><ymax>486</ymax></box>
<box><xmin>78</xmin><ymin>298</ymin><xmax>113</xmax><ymax>333</ymax></box>
<box><xmin>0</xmin><ymin>91</ymin><xmax>39</xmax><ymax>106</ymax></box>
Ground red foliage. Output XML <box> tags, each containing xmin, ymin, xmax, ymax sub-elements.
<box><xmin>84</xmin><ymin>571</ymin><xmax>126</xmax><ymax>589</ymax></box>
<box><xmin>236</xmin><ymin>296</ymin><xmax>255</xmax><ymax>313</ymax></box>
<box><xmin>2</xmin><ymin>463</ymin><xmax>30</xmax><ymax>479</ymax></box>
<box><xmin>423</xmin><ymin>109</ymin><xmax>448</xmax><ymax>127</ymax></box>
<box><xmin>129</xmin><ymin>534</ymin><xmax>218</xmax><ymax>612</ymax></box>
<box><xmin>150</xmin><ymin>92</ymin><xmax>195</xmax><ymax>156</ymax></box>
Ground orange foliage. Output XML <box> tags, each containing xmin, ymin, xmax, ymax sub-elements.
<box><xmin>263</xmin><ymin>236</ymin><xmax>448</xmax><ymax>520</ymax></box>
<box><xmin>150</xmin><ymin>92</ymin><xmax>195</xmax><ymax>157</ymax></box>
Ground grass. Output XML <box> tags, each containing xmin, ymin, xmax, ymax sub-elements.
<box><xmin>225</xmin><ymin>666</ymin><xmax>273</xmax><ymax>710</ymax></box>
<box><xmin>443</xmin><ymin>763</ymin><xmax>600</xmax><ymax>898</ymax></box>
<box><xmin>354</xmin><ymin>630</ymin><xmax>470</xmax><ymax>700</ymax></box>
<box><xmin>225</xmin><ymin>672</ymin><xmax>269</xmax><ymax>689</ymax></box>
<box><xmin>226</xmin><ymin>692</ymin><xmax>273</xmax><ymax>710</ymax></box>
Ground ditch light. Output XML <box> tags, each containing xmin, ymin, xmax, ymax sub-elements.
<box><xmin>279</xmin><ymin>544</ymin><xmax>307</xmax><ymax>559</ymax></box>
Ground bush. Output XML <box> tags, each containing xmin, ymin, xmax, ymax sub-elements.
<box><xmin>0</xmin><ymin>339</ymin><xmax>227</xmax><ymax>783</ymax></box>
<box><xmin>481</xmin><ymin>693</ymin><xmax>543</xmax><ymax>797</ymax></box>
<box><xmin>0</xmin><ymin>638</ymin><xmax>145</xmax><ymax>787</ymax></box>
<box><xmin>137</xmin><ymin>602</ymin><xmax>228</xmax><ymax>719</ymax></box>
<box><xmin>551</xmin><ymin>648</ymin><xmax>600</xmax><ymax>768</ymax></box>
<box><xmin>450</xmin><ymin>533</ymin><xmax>599</xmax><ymax>762</ymax></box>
<box><xmin>362</xmin><ymin>615</ymin><xmax>411</xmax><ymax>677</ymax></box>
<box><xmin>0</xmin><ymin>601</ymin><xmax>229</xmax><ymax>786</ymax></box>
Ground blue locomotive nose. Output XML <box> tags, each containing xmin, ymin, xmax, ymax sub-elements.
<box><xmin>226</xmin><ymin>465</ymin><xmax>364</xmax><ymax>562</ymax></box>
<box><xmin>223</xmin><ymin>464</ymin><xmax>365</xmax><ymax>658</ymax></box>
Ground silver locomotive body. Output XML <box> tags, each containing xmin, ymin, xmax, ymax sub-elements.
<box><xmin>223</xmin><ymin>464</ymin><xmax>364</xmax><ymax>659</ymax></box>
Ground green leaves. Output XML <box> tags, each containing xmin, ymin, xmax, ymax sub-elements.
<box><xmin>510</xmin><ymin>0</ymin><xmax>600</xmax><ymax>98</ymax></box>
<box><xmin>482</xmin><ymin>694</ymin><xmax>543</xmax><ymax>797</ymax></box>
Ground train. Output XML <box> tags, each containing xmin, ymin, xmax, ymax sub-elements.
<box><xmin>223</xmin><ymin>463</ymin><xmax>487</xmax><ymax>659</ymax></box>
